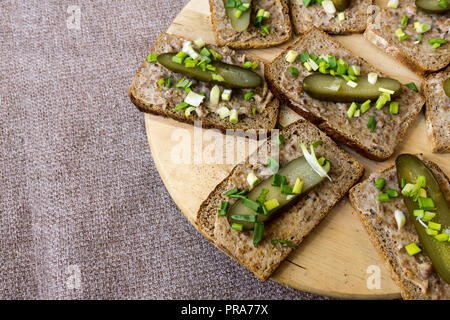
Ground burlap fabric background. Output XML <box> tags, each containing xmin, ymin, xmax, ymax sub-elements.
<box><xmin>0</xmin><ymin>0</ymin><xmax>329</xmax><ymax>299</ymax></box>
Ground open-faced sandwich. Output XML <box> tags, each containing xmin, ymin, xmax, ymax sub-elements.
<box><xmin>289</xmin><ymin>0</ymin><xmax>374</xmax><ymax>34</ymax></box>
<box><xmin>422</xmin><ymin>66</ymin><xmax>450</xmax><ymax>153</ymax></box>
<box><xmin>197</xmin><ymin>118</ymin><xmax>364</xmax><ymax>280</ymax></box>
<box><xmin>365</xmin><ymin>0</ymin><xmax>450</xmax><ymax>74</ymax></box>
<box><xmin>350</xmin><ymin>154</ymin><xmax>450</xmax><ymax>299</ymax></box>
<box><xmin>209</xmin><ymin>0</ymin><xmax>292</xmax><ymax>49</ymax></box>
<box><xmin>266</xmin><ymin>28</ymin><xmax>425</xmax><ymax>161</ymax></box>
<box><xmin>129</xmin><ymin>33</ymin><xmax>280</xmax><ymax>131</ymax></box>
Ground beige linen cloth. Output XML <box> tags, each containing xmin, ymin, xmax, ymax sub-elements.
<box><xmin>0</xmin><ymin>0</ymin><xmax>328</xmax><ymax>299</ymax></box>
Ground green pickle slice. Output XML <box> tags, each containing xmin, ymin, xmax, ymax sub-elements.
<box><xmin>302</xmin><ymin>74</ymin><xmax>401</xmax><ymax>102</ymax></box>
<box><xmin>225</xmin><ymin>0</ymin><xmax>252</xmax><ymax>32</ymax></box>
<box><xmin>444</xmin><ymin>77</ymin><xmax>450</xmax><ymax>98</ymax></box>
<box><xmin>157</xmin><ymin>53</ymin><xmax>262</xmax><ymax>88</ymax></box>
<box><xmin>396</xmin><ymin>154</ymin><xmax>450</xmax><ymax>284</ymax></box>
<box><xmin>416</xmin><ymin>0</ymin><xmax>450</xmax><ymax>14</ymax></box>
<box><xmin>332</xmin><ymin>0</ymin><xmax>351</xmax><ymax>11</ymax></box>
<box><xmin>227</xmin><ymin>156</ymin><xmax>328</xmax><ymax>230</ymax></box>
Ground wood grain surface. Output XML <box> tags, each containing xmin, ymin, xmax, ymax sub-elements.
<box><xmin>143</xmin><ymin>0</ymin><xmax>450</xmax><ymax>298</ymax></box>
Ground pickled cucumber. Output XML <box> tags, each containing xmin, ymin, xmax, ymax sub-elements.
<box><xmin>302</xmin><ymin>74</ymin><xmax>401</xmax><ymax>102</ymax></box>
<box><xmin>444</xmin><ymin>77</ymin><xmax>450</xmax><ymax>97</ymax></box>
<box><xmin>227</xmin><ymin>156</ymin><xmax>329</xmax><ymax>230</ymax></box>
<box><xmin>157</xmin><ymin>53</ymin><xmax>262</xmax><ymax>88</ymax></box>
<box><xmin>416</xmin><ymin>0</ymin><xmax>450</xmax><ymax>14</ymax></box>
<box><xmin>396</xmin><ymin>154</ymin><xmax>450</xmax><ymax>284</ymax></box>
<box><xmin>225</xmin><ymin>0</ymin><xmax>252</xmax><ymax>32</ymax></box>
<box><xmin>332</xmin><ymin>0</ymin><xmax>351</xmax><ymax>11</ymax></box>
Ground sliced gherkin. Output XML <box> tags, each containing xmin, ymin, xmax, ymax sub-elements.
<box><xmin>224</xmin><ymin>0</ymin><xmax>252</xmax><ymax>32</ymax></box>
<box><xmin>302</xmin><ymin>74</ymin><xmax>401</xmax><ymax>102</ymax></box>
<box><xmin>444</xmin><ymin>77</ymin><xmax>450</xmax><ymax>97</ymax></box>
<box><xmin>396</xmin><ymin>154</ymin><xmax>450</xmax><ymax>284</ymax></box>
<box><xmin>227</xmin><ymin>156</ymin><xmax>329</xmax><ymax>230</ymax></box>
<box><xmin>332</xmin><ymin>0</ymin><xmax>351</xmax><ymax>11</ymax></box>
<box><xmin>157</xmin><ymin>53</ymin><xmax>262</xmax><ymax>88</ymax></box>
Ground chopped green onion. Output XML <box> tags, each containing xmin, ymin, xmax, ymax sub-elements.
<box><xmin>251</xmin><ymin>107</ymin><xmax>256</xmax><ymax>115</ymax></box>
<box><xmin>322</xmin><ymin>0</ymin><xmax>336</xmax><ymax>14</ymax></box>
<box><xmin>210</xmin><ymin>85</ymin><xmax>221</xmax><ymax>106</ymax></box>
<box><xmin>290</xmin><ymin>67</ymin><xmax>299</xmax><ymax>77</ymax></box>
<box><xmin>157</xmin><ymin>78</ymin><xmax>165</xmax><ymax>86</ymax></box>
<box><xmin>261</xmin><ymin>25</ymin><xmax>272</xmax><ymax>35</ymax></box>
<box><xmin>405</xmin><ymin>243</ymin><xmax>421</xmax><ymax>256</ymax></box>
<box><xmin>267</xmin><ymin>157</ymin><xmax>279</xmax><ymax>172</ymax></box>
<box><xmin>414</xmin><ymin>22</ymin><xmax>431</xmax><ymax>34</ymax></box>
<box><xmin>173</xmin><ymin>102</ymin><xmax>190</xmax><ymax>113</ymax></box>
<box><xmin>336</xmin><ymin>59</ymin><xmax>348</xmax><ymax>75</ymax></box>
<box><xmin>185</xmin><ymin>106</ymin><xmax>196</xmax><ymax>117</ymax></box>
<box><xmin>229</xmin><ymin>109</ymin><xmax>239</xmax><ymax>124</ymax></box>
<box><xmin>346</xmin><ymin>80</ymin><xmax>358</xmax><ymax>88</ymax></box>
<box><xmin>379</xmin><ymin>87</ymin><xmax>395</xmax><ymax>95</ymax></box>
<box><xmin>221</xmin><ymin>89</ymin><xmax>232</xmax><ymax>101</ymax></box>
<box><xmin>212</xmin><ymin>73</ymin><xmax>225</xmax><ymax>82</ymax></box>
<box><xmin>395</xmin><ymin>28</ymin><xmax>407</xmax><ymax>40</ymax></box>
<box><xmin>271</xmin><ymin>174</ymin><xmax>284</xmax><ymax>187</ymax></box>
<box><xmin>217</xmin><ymin>106</ymin><xmax>231</xmax><ymax>119</ymax></box>
<box><xmin>438</xmin><ymin>0</ymin><xmax>449</xmax><ymax>7</ymax></box>
<box><xmin>404</xmin><ymin>82</ymin><xmax>418</xmax><ymax>92</ymax></box>
<box><xmin>231</xmin><ymin>223</ymin><xmax>244</xmax><ymax>231</ymax></box>
<box><xmin>225</xmin><ymin>0</ymin><xmax>236</xmax><ymax>8</ymax></box>
<box><xmin>184</xmin><ymin>90</ymin><xmax>205</xmax><ymax>107</ymax></box>
<box><xmin>401</xmin><ymin>15</ymin><xmax>408</xmax><ymax>26</ymax></box>
<box><xmin>307</xmin><ymin>58</ymin><xmax>319</xmax><ymax>71</ymax></box>
<box><xmin>400</xmin><ymin>178</ymin><xmax>406</xmax><ymax>189</ymax></box>
<box><xmin>276</xmin><ymin>123</ymin><xmax>283</xmax><ymax>130</ymax></box>
<box><xmin>387</xmin><ymin>0</ymin><xmax>399</xmax><ymax>8</ymax></box>
<box><xmin>428</xmin><ymin>221</ymin><xmax>441</xmax><ymax>231</ymax></box>
<box><xmin>374</xmin><ymin>178</ymin><xmax>386</xmax><ymax>190</ymax></box>
<box><xmin>241</xmin><ymin>198</ymin><xmax>261</xmax><ymax>213</ymax></box>
<box><xmin>218</xmin><ymin>201</ymin><xmax>229</xmax><ymax>216</ymax></box>
<box><xmin>360</xmin><ymin>99</ymin><xmax>371</xmax><ymax>113</ymax></box>
<box><xmin>338</xmin><ymin>12</ymin><xmax>345</xmax><ymax>22</ymax></box>
<box><xmin>375</xmin><ymin>94</ymin><xmax>389</xmax><ymax>109</ymax></box>
<box><xmin>292</xmin><ymin>178</ymin><xmax>304</xmax><ymax>194</ymax></box>
<box><xmin>256</xmin><ymin>188</ymin><xmax>269</xmax><ymax>204</ymax></box>
<box><xmin>264</xmin><ymin>198</ymin><xmax>280</xmax><ymax>211</ymax></box>
<box><xmin>435</xmin><ymin>233</ymin><xmax>449</xmax><ymax>242</ymax></box>
<box><xmin>244</xmin><ymin>91</ymin><xmax>255</xmax><ymax>101</ymax></box>
<box><xmin>389</xmin><ymin>101</ymin><xmax>399</xmax><ymax>114</ymax></box>
<box><xmin>303</xmin><ymin>0</ymin><xmax>313</xmax><ymax>7</ymax></box>
<box><xmin>378</xmin><ymin>193</ymin><xmax>390</xmax><ymax>202</ymax></box>
<box><xmin>367</xmin><ymin>116</ymin><xmax>376</xmax><ymax>132</ymax></box>
<box><xmin>418</xmin><ymin>197</ymin><xmax>435</xmax><ymax>210</ymax></box>
<box><xmin>172</xmin><ymin>51</ymin><xmax>188</xmax><ymax>64</ymax></box>
<box><xmin>200</xmin><ymin>47</ymin><xmax>211</xmax><ymax>57</ymax></box>
<box><xmin>234</xmin><ymin>9</ymin><xmax>243</xmax><ymax>18</ymax></box>
<box><xmin>402</xmin><ymin>183</ymin><xmax>415</xmax><ymax>197</ymax></box>
<box><xmin>414</xmin><ymin>35</ymin><xmax>423</xmax><ymax>44</ymax></box>
<box><xmin>348</xmin><ymin>65</ymin><xmax>361</xmax><ymax>76</ymax></box>
<box><xmin>347</xmin><ymin>102</ymin><xmax>358</xmax><ymax>119</ymax></box>
<box><xmin>225</xmin><ymin>188</ymin><xmax>239</xmax><ymax>196</ymax></box>
<box><xmin>253</xmin><ymin>222</ymin><xmax>264</xmax><ymax>247</ymax></box>
<box><xmin>147</xmin><ymin>54</ymin><xmax>159</xmax><ymax>63</ymax></box>
<box><xmin>231</xmin><ymin>214</ymin><xmax>257</xmax><ymax>222</ymax></box>
<box><xmin>275</xmin><ymin>134</ymin><xmax>285</xmax><ymax>146</ymax></box>
<box><xmin>299</xmin><ymin>52</ymin><xmax>310</xmax><ymax>63</ymax></box>
<box><xmin>209</xmin><ymin>49</ymin><xmax>222</xmax><ymax>61</ymax></box>
<box><xmin>303</xmin><ymin>62</ymin><xmax>313</xmax><ymax>72</ymax></box>
<box><xmin>280</xmin><ymin>184</ymin><xmax>293</xmax><ymax>195</ymax></box>
<box><xmin>256</xmin><ymin>8</ymin><xmax>266</xmax><ymax>18</ymax></box>
<box><xmin>422</xmin><ymin>211</ymin><xmax>436</xmax><ymax>221</ymax></box>
<box><xmin>247</xmin><ymin>172</ymin><xmax>260</xmax><ymax>188</ymax></box>
<box><xmin>368</xmin><ymin>72</ymin><xmax>378</xmax><ymax>85</ymax></box>
<box><xmin>394</xmin><ymin>210</ymin><xmax>406</xmax><ymax>230</ymax></box>
<box><xmin>271</xmin><ymin>239</ymin><xmax>295</xmax><ymax>248</ymax></box>
<box><xmin>194</xmin><ymin>38</ymin><xmax>205</xmax><ymax>48</ymax></box>
<box><xmin>426</xmin><ymin>228</ymin><xmax>438</xmax><ymax>236</ymax></box>
<box><xmin>386</xmin><ymin>189</ymin><xmax>399</xmax><ymax>198</ymax></box>
<box><xmin>285</xmin><ymin>50</ymin><xmax>299</xmax><ymax>63</ymax></box>
<box><xmin>238</xmin><ymin>3</ymin><xmax>250</xmax><ymax>11</ymax></box>
<box><xmin>414</xmin><ymin>209</ymin><xmax>424</xmax><ymax>217</ymax></box>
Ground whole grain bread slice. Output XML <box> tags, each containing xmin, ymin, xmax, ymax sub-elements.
<box><xmin>129</xmin><ymin>33</ymin><xmax>280</xmax><ymax>132</ymax></box>
<box><xmin>266</xmin><ymin>27</ymin><xmax>425</xmax><ymax>161</ymax></box>
<box><xmin>422</xmin><ymin>66</ymin><xmax>450</xmax><ymax>153</ymax></box>
<box><xmin>196</xmin><ymin>118</ymin><xmax>364</xmax><ymax>280</ymax></box>
<box><xmin>364</xmin><ymin>0</ymin><xmax>450</xmax><ymax>75</ymax></box>
<box><xmin>209</xmin><ymin>0</ymin><xmax>292</xmax><ymax>49</ymax></box>
<box><xmin>349</xmin><ymin>158</ymin><xmax>450</xmax><ymax>300</ymax></box>
<box><xmin>289</xmin><ymin>0</ymin><xmax>373</xmax><ymax>35</ymax></box>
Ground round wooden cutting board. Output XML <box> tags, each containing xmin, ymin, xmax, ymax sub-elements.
<box><xmin>144</xmin><ymin>0</ymin><xmax>450</xmax><ymax>299</ymax></box>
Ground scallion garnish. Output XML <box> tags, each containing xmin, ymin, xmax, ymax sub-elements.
<box><xmin>267</xmin><ymin>157</ymin><xmax>279</xmax><ymax>172</ymax></box>
<box><xmin>400</xmin><ymin>15</ymin><xmax>408</xmax><ymax>26</ymax></box>
<box><xmin>218</xmin><ymin>201</ymin><xmax>229</xmax><ymax>216</ymax></box>
<box><xmin>404</xmin><ymin>82</ymin><xmax>418</xmax><ymax>92</ymax></box>
<box><xmin>367</xmin><ymin>116</ymin><xmax>376</xmax><ymax>132</ymax></box>
<box><xmin>253</xmin><ymin>222</ymin><xmax>264</xmax><ymax>247</ymax></box>
<box><xmin>256</xmin><ymin>188</ymin><xmax>269</xmax><ymax>204</ymax></box>
<box><xmin>244</xmin><ymin>91</ymin><xmax>255</xmax><ymax>101</ymax></box>
<box><xmin>378</xmin><ymin>193</ymin><xmax>390</xmax><ymax>202</ymax></box>
<box><xmin>275</xmin><ymin>134</ymin><xmax>285</xmax><ymax>146</ymax></box>
<box><xmin>231</xmin><ymin>223</ymin><xmax>244</xmax><ymax>231</ymax></box>
<box><xmin>271</xmin><ymin>239</ymin><xmax>295</xmax><ymax>248</ymax></box>
<box><xmin>231</xmin><ymin>214</ymin><xmax>257</xmax><ymax>222</ymax></box>
<box><xmin>386</xmin><ymin>189</ymin><xmax>399</xmax><ymax>198</ymax></box>
<box><xmin>290</xmin><ymin>67</ymin><xmax>299</xmax><ymax>77</ymax></box>
<box><xmin>225</xmin><ymin>188</ymin><xmax>239</xmax><ymax>196</ymax></box>
<box><xmin>173</xmin><ymin>102</ymin><xmax>190</xmax><ymax>112</ymax></box>
<box><xmin>374</xmin><ymin>178</ymin><xmax>386</xmax><ymax>190</ymax></box>
<box><xmin>147</xmin><ymin>54</ymin><xmax>159</xmax><ymax>63</ymax></box>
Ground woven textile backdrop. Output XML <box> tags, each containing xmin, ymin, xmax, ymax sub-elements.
<box><xmin>0</xmin><ymin>0</ymin><xmax>329</xmax><ymax>299</ymax></box>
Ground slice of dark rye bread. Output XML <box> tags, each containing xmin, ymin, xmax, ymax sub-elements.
<box><xmin>364</xmin><ymin>0</ymin><xmax>450</xmax><ymax>75</ymax></box>
<box><xmin>349</xmin><ymin>159</ymin><xmax>450</xmax><ymax>300</ymax></box>
<box><xmin>266</xmin><ymin>27</ymin><xmax>425</xmax><ymax>161</ymax></box>
<box><xmin>196</xmin><ymin>118</ymin><xmax>364</xmax><ymax>280</ymax></box>
<box><xmin>289</xmin><ymin>0</ymin><xmax>374</xmax><ymax>35</ymax></box>
<box><xmin>129</xmin><ymin>33</ymin><xmax>280</xmax><ymax>132</ymax></box>
<box><xmin>209</xmin><ymin>0</ymin><xmax>292</xmax><ymax>49</ymax></box>
<box><xmin>422</xmin><ymin>66</ymin><xmax>450</xmax><ymax>153</ymax></box>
